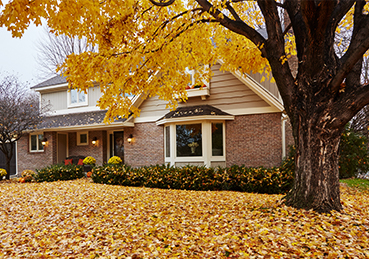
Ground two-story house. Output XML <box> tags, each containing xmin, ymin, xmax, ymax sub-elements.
<box><xmin>16</xmin><ymin>63</ymin><xmax>293</xmax><ymax>173</ymax></box>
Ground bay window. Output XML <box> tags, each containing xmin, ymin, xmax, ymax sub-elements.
<box><xmin>164</xmin><ymin>121</ymin><xmax>225</xmax><ymax>167</ymax></box>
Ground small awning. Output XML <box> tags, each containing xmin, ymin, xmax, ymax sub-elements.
<box><xmin>156</xmin><ymin>105</ymin><xmax>234</xmax><ymax>125</ymax></box>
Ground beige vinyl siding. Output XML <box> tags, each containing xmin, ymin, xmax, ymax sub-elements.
<box><xmin>42</xmin><ymin>90</ymin><xmax>68</xmax><ymax>111</ymax></box>
<box><xmin>137</xmin><ymin>63</ymin><xmax>272</xmax><ymax>122</ymax></box>
<box><xmin>88</xmin><ymin>85</ymin><xmax>102</xmax><ymax>107</ymax></box>
<box><xmin>248</xmin><ymin>71</ymin><xmax>281</xmax><ymax>101</ymax></box>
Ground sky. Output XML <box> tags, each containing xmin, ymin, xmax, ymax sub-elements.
<box><xmin>0</xmin><ymin>23</ymin><xmax>45</xmax><ymax>87</ymax></box>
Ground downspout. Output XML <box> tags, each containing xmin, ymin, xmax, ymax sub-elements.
<box><xmin>281</xmin><ymin>113</ymin><xmax>287</xmax><ymax>159</ymax></box>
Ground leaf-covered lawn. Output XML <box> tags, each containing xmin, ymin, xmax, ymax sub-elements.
<box><xmin>0</xmin><ymin>179</ymin><xmax>368</xmax><ymax>258</ymax></box>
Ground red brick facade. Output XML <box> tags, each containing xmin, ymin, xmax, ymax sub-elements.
<box><xmin>17</xmin><ymin>132</ymin><xmax>57</xmax><ymax>173</ymax></box>
<box><xmin>17</xmin><ymin>130</ymin><xmax>108</xmax><ymax>173</ymax></box>
<box><xmin>226</xmin><ymin>113</ymin><xmax>283</xmax><ymax>168</ymax></box>
<box><xmin>67</xmin><ymin>130</ymin><xmax>107</xmax><ymax>165</ymax></box>
<box><xmin>17</xmin><ymin>113</ymin><xmax>289</xmax><ymax>172</ymax></box>
<box><xmin>124</xmin><ymin>123</ymin><xmax>165</xmax><ymax>167</ymax></box>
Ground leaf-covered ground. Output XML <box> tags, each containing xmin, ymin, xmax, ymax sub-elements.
<box><xmin>0</xmin><ymin>179</ymin><xmax>368</xmax><ymax>258</ymax></box>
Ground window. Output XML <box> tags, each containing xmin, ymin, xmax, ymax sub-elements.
<box><xmin>30</xmin><ymin>134</ymin><xmax>44</xmax><ymax>152</ymax></box>
<box><xmin>69</xmin><ymin>89</ymin><xmax>88</xmax><ymax>107</ymax></box>
<box><xmin>176</xmin><ymin>124</ymin><xmax>202</xmax><ymax>157</ymax></box>
<box><xmin>77</xmin><ymin>131</ymin><xmax>88</xmax><ymax>146</ymax></box>
<box><xmin>165</xmin><ymin>126</ymin><xmax>170</xmax><ymax>157</ymax></box>
<box><xmin>212</xmin><ymin>123</ymin><xmax>224</xmax><ymax>156</ymax></box>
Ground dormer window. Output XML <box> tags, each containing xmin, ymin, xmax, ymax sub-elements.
<box><xmin>68</xmin><ymin>88</ymin><xmax>88</xmax><ymax>107</ymax></box>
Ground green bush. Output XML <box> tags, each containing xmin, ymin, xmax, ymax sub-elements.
<box><xmin>35</xmin><ymin>164</ymin><xmax>85</xmax><ymax>182</ymax></box>
<box><xmin>92</xmin><ymin>163</ymin><xmax>295</xmax><ymax>194</ymax></box>
<box><xmin>339</xmin><ymin>126</ymin><xmax>369</xmax><ymax>179</ymax></box>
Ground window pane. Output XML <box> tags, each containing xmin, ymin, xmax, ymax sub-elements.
<box><xmin>38</xmin><ymin>134</ymin><xmax>44</xmax><ymax>151</ymax></box>
<box><xmin>212</xmin><ymin>123</ymin><xmax>223</xmax><ymax>156</ymax></box>
<box><xmin>80</xmin><ymin>133</ymin><xmax>87</xmax><ymax>144</ymax></box>
<box><xmin>71</xmin><ymin>89</ymin><xmax>78</xmax><ymax>104</ymax></box>
<box><xmin>31</xmin><ymin>135</ymin><xmax>37</xmax><ymax>151</ymax></box>
<box><xmin>79</xmin><ymin>91</ymin><xmax>86</xmax><ymax>103</ymax></box>
<box><xmin>176</xmin><ymin>124</ymin><xmax>202</xmax><ymax>157</ymax></box>
<box><xmin>165</xmin><ymin>126</ymin><xmax>170</xmax><ymax>157</ymax></box>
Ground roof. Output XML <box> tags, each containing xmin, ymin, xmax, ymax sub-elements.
<box><xmin>32</xmin><ymin>75</ymin><xmax>67</xmax><ymax>89</ymax></box>
<box><xmin>159</xmin><ymin>105</ymin><xmax>232</xmax><ymax>120</ymax></box>
<box><xmin>37</xmin><ymin>110</ymin><xmax>126</xmax><ymax>130</ymax></box>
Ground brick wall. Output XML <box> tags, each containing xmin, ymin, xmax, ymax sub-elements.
<box><xmin>124</xmin><ymin>123</ymin><xmax>164</xmax><ymax>167</ymax></box>
<box><xmin>17</xmin><ymin>132</ymin><xmax>57</xmax><ymax>173</ymax></box>
<box><xmin>68</xmin><ymin>130</ymin><xmax>107</xmax><ymax>165</ymax></box>
<box><xmin>226</xmin><ymin>113</ymin><xmax>283</xmax><ymax>168</ymax></box>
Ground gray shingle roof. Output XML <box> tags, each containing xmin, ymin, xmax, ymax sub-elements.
<box><xmin>32</xmin><ymin>75</ymin><xmax>67</xmax><ymax>89</ymax></box>
<box><xmin>158</xmin><ymin>105</ymin><xmax>232</xmax><ymax>121</ymax></box>
<box><xmin>38</xmin><ymin>110</ymin><xmax>126</xmax><ymax>129</ymax></box>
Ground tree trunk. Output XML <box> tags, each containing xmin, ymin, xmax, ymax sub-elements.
<box><xmin>284</xmin><ymin>113</ymin><xmax>343</xmax><ymax>213</ymax></box>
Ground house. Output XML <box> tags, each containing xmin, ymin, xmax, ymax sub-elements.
<box><xmin>16</xmin><ymin>63</ymin><xmax>293</xmax><ymax>174</ymax></box>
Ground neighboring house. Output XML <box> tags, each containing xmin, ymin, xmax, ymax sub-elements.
<box><xmin>16</xmin><ymin>64</ymin><xmax>293</xmax><ymax>173</ymax></box>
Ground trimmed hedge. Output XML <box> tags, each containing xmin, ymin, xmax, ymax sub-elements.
<box><xmin>35</xmin><ymin>164</ymin><xmax>85</xmax><ymax>182</ymax></box>
<box><xmin>92</xmin><ymin>163</ymin><xmax>294</xmax><ymax>194</ymax></box>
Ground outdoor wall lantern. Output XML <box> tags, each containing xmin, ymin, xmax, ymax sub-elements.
<box><xmin>127</xmin><ymin>134</ymin><xmax>133</xmax><ymax>144</ymax></box>
<box><xmin>92</xmin><ymin>137</ymin><xmax>98</xmax><ymax>145</ymax></box>
<box><xmin>41</xmin><ymin>137</ymin><xmax>48</xmax><ymax>146</ymax></box>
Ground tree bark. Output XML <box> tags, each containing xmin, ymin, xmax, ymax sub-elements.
<box><xmin>284</xmin><ymin>112</ymin><xmax>343</xmax><ymax>213</ymax></box>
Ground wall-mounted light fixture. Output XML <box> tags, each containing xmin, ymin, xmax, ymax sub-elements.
<box><xmin>127</xmin><ymin>134</ymin><xmax>133</xmax><ymax>144</ymax></box>
<box><xmin>92</xmin><ymin>137</ymin><xmax>98</xmax><ymax>145</ymax></box>
<box><xmin>41</xmin><ymin>137</ymin><xmax>48</xmax><ymax>146</ymax></box>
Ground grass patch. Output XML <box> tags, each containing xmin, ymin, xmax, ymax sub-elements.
<box><xmin>340</xmin><ymin>178</ymin><xmax>369</xmax><ymax>191</ymax></box>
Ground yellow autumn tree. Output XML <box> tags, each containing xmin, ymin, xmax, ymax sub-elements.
<box><xmin>2</xmin><ymin>0</ymin><xmax>369</xmax><ymax>213</ymax></box>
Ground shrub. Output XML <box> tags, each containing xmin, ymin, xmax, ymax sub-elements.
<box><xmin>83</xmin><ymin>156</ymin><xmax>96</xmax><ymax>165</ymax></box>
<box><xmin>339</xmin><ymin>126</ymin><xmax>369</xmax><ymax>179</ymax></box>
<box><xmin>92</xmin><ymin>164</ymin><xmax>294</xmax><ymax>194</ymax></box>
<box><xmin>0</xmin><ymin>168</ymin><xmax>6</xmax><ymax>179</ymax></box>
<box><xmin>35</xmin><ymin>164</ymin><xmax>84</xmax><ymax>182</ymax></box>
<box><xmin>107</xmin><ymin>156</ymin><xmax>122</xmax><ymax>165</ymax></box>
<box><xmin>21</xmin><ymin>170</ymin><xmax>36</xmax><ymax>182</ymax></box>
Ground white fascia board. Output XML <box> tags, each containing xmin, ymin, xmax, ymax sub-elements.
<box><xmin>41</xmin><ymin>121</ymin><xmax>135</xmax><ymax>132</ymax></box>
<box><xmin>34</xmin><ymin>83</ymin><xmax>69</xmax><ymax>93</ymax></box>
<box><xmin>156</xmin><ymin>115</ymin><xmax>235</xmax><ymax>126</ymax></box>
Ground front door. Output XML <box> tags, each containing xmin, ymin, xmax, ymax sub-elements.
<box><xmin>57</xmin><ymin>133</ymin><xmax>68</xmax><ymax>164</ymax></box>
<box><xmin>109</xmin><ymin>131</ymin><xmax>124</xmax><ymax>163</ymax></box>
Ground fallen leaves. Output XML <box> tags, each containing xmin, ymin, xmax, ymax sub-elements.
<box><xmin>0</xmin><ymin>179</ymin><xmax>368</xmax><ymax>258</ymax></box>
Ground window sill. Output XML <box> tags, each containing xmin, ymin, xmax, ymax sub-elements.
<box><xmin>68</xmin><ymin>103</ymin><xmax>88</xmax><ymax>108</ymax></box>
<box><xmin>186</xmin><ymin>87</ymin><xmax>210</xmax><ymax>100</ymax></box>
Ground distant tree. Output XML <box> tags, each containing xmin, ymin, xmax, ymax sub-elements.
<box><xmin>0</xmin><ymin>74</ymin><xmax>43</xmax><ymax>179</ymax></box>
<box><xmin>36</xmin><ymin>27</ymin><xmax>97</xmax><ymax>79</ymax></box>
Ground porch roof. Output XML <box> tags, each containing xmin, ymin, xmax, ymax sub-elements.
<box><xmin>37</xmin><ymin>110</ymin><xmax>128</xmax><ymax>130</ymax></box>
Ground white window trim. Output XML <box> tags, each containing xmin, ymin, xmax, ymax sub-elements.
<box><xmin>164</xmin><ymin>120</ymin><xmax>226</xmax><ymax>167</ymax></box>
<box><xmin>67</xmin><ymin>88</ymin><xmax>88</xmax><ymax>108</ymax></box>
<box><xmin>29</xmin><ymin>133</ymin><xmax>44</xmax><ymax>153</ymax></box>
<box><xmin>77</xmin><ymin>131</ymin><xmax>89</xmax><ymax>146</ymax></box>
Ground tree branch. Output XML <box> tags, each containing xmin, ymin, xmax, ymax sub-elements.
<box><xmin>149</xmin><ymin>0</ymin><xmax>175</xmax><ymax>7</ymax></box>
<box><xmin>331</xmin><ymin>1</ymin><xmax>369</xmax><ymax>93</ymax></box>
<box><xmin>195</xmin><ymin>0</ymin><xmax>267</xmax><ymax>56</ymax></box>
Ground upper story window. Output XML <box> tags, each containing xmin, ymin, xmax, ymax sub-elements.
<box><xmin>68</xmin><ymin>89</ymin><xmax>88</xmax><ymax>107</ymax></box>
<box><xmin>30</xmin><ymin>133</ymin><xmax>44</xmax><ymax>152</ymax></box>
